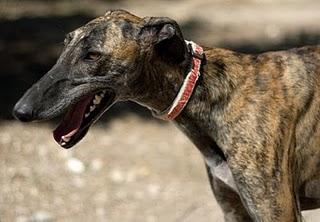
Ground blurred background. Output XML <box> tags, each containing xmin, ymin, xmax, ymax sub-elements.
<box><xmin>1</xmin><ymin>0</ymin><xmax>320</xmax><ymax>221</ymax></box>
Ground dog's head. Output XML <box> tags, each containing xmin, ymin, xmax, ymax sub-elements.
<box><xmin>13</xmin><ymin>10</ymin><xmax>188</xmax><ymax>148</ymax></box>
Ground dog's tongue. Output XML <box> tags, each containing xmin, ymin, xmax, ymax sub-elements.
<box><xmin>53</xmin><ymin>96</ymin><xmax>93</xmax><ymax>144</ymax></box>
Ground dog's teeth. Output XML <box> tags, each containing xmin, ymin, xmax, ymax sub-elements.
<box><xmin>90</xmin><ymin>105</ymin><xmax>96</xmax><ymax>112</ymax></box>
<box><xmin>61</xmin><ymin>142</ymin><xmax>66</xmax><ymax>146</ymax></box>
<box><xmin>62</xmin><ymin>136</ymin><xmax>71</xmax><ymax>142</ymax></box>
<box><xmin>84</xmin><ymin>113</ymin><xmax>90</xmax><ymax>118</ymax></box>
<box><xmin>93</xmin><ymin>95</ymin><xmax>102</xmax><ymax>105</ymax></box>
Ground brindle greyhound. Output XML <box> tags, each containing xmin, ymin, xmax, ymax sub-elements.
<box><xmin>12</xmin><ymin>10</ymin><xmax>320</xmax><ymax>222</ymax></box>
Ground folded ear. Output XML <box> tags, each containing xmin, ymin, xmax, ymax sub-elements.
<box><xmin>139</xmin><ymin>17</ymin><xmax>187</xmax><ymax>64</ymax></box>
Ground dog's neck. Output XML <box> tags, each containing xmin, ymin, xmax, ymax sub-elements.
<box><xmin>132</xmin><ymin>48</ymin><xmax>241</xmax><ymax>124</ymax></box>
<box><xmin>131</xmin><ymin>59</ymin><xmax>188</xmax><ymax>112</ymax></box>
<box><xmin>141</xmin><ymin>55</ymin><xmax>236</xmax><ymax>112</ymax></box>
<box><xmin>130</xmin><ymin>50</ymin><xmax>242</xmax><ymax>163</ymax></box>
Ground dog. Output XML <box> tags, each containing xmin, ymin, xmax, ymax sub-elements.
<box><xmin>13</xmin><ymin>9</ymin><xmax>320</xmax><ymax>222</ymax></box>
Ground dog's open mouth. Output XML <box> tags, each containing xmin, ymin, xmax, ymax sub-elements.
<box><xmin>53</xmin><ymin>89</ymin><xmax>115</xmax><ymax>148</ymax></box>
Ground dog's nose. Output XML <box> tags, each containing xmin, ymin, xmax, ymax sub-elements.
<box><xmin>12</xmin><ymin>103</ymin><xmax>34</xmax><ymax>122</ymax></box>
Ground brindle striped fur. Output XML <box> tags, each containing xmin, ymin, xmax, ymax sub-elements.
<box><xmin>13</xmin><ymin>10</ymin><xmax>320</xmax><ymax>222</ymax></box>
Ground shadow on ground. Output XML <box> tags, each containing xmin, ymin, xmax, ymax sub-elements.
<box><xmin>2</xmin><ymin>15</ymin><xmax>320</xmax><ymax>120</ymax></box>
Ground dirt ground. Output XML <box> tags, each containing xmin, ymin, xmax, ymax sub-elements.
<box><xmin>0</xmin><ymin>116</ymin><xmax>222</xmax><ymax>222</ymax></box>
<box><xmin>1</xmin><ymin>116</ymin><xmax>320</xmax><ymax>222</ymax></box>
<box><xmin>1</xmin><ymin>0</ymin><xmax>320</xmax><ymax>221</ymax></box>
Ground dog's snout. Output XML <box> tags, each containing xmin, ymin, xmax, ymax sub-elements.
<box><xmin>13</xmin><ymin>102</ymin><xmax>34</xmax><ymax>122</ymax></box>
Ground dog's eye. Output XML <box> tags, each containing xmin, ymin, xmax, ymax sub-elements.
<box><xmin>84</xmin><ymin>51</ymin><xmax>101</xmax><ymax>62</ymax></box>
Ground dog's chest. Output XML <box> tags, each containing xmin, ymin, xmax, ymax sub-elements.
<box><xmin>205</xmin><ymin>158</ymin><xmax>238</xmax><ymax>192</ymax></box>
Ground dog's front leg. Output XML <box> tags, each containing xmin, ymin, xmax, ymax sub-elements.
<box><xmin>226</xmin><ymin>146</ymin><xmax>301</xmax><ymax>222</ymax></box>
<box><xmin>205</xmin><ymin>164</ymin><xmax>252</xmax><ymax>222</ymax></box>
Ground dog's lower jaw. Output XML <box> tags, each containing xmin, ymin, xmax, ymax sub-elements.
<box><xmin>53</xmin><ymin>89</ymin><xmax>116</xmax><ymax>148</ymax></box>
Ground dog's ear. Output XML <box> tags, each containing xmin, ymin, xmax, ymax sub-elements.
<box><xmin>139</xmin><ymin>17</ymin><xmax>187</xmax><ymax>64</ymax></box>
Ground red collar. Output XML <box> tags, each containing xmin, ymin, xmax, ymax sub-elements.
<box><xmin>152</xmin><ymin>41</ymin><xmax>204</xmax><ymax>120</ymax></box>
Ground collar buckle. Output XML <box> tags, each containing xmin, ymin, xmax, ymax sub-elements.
<box><xmin>188</xmin><ymin>43</ymin><xmax>204</xmax><ymax>60</ymax></box>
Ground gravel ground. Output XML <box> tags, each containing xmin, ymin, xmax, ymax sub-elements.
<box><xmin>0</xmin><ymin>116</ymin><xmax>223</xmax><ymax>222</ymax></box>
<box><xmin>0</xmin><ymin>115</ymin><xmax>320</xmax><ymax>222</ymax></box>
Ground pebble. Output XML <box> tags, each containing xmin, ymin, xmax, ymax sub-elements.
<box><xmin>109</xmin><ymin>169</ymin><xmax>124</xmax><ymax>183</ymax></box>
<box><xmin>66</xmin><ymin>158</ymin><xmax>85</xmax><ymax>174</ymax></box>
<box><xmin>31</xmin><ymin>210</ymin><xmax>54</xmax><ymax>222</ymax></box>
<box><xmin>147</xmin><ymin>184</ymin><xmax>160</xmax><ymax>197</ymax></box>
